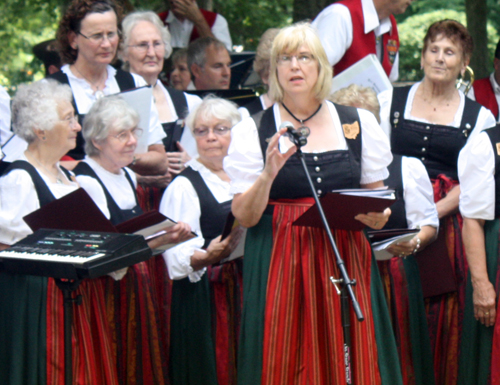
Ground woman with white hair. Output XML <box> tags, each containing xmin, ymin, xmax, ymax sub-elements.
<box><xmin>159</xmin><ymin>95</ymin><xmax>243</xmax><ymax>385</ymax></box>
<box><xmin>224</xmin><ymin>23</ymin><xmax>401</xmax><ymax>385</ymax></box>
<box><xmin>120</xmin><ymin>10</ymin><xmax>201</xmax><ymax>180</ymax></box>
<box><xmin>0</xmin><ymin>79</ymin><xmax>118</xmax><ymax>384</ymax></box>
<box><xmin>73</xmin><ymin>95</ymin><xmax>192</xmax><ymax>383</ymax></box>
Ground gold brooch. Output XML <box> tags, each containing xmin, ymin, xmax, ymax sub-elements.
<box><xmin>343</xmin><ymin>121</ymin><xmax>360</xmax><ymax>139</ymax></box>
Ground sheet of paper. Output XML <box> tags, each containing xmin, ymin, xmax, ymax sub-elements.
<box><xmin>331</xmin><ymin>54</ymin><xmax>393</xmax><ymax>95</ymax></box>
<box><xmin>117</xmin><ymin>86</ymin><xmax>152</xmax><ymax>153</ymax></box>
<box><xmin>371</xmin><ymin>232</ymin><xmax>417</xmax><ymax>261</ymax></box>
<box><xmin>1</xmin><ymin>134</ymin><xmax>28</xmax><ymax>162</ymax></box>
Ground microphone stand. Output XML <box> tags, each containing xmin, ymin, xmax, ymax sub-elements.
<box><xmin>290</xmin><ymin>135</ymin><xmax>364</xmax><ymax>385</ymax></box>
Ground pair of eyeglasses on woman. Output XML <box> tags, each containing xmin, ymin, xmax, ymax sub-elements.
<box><xmin>277</xmin><ymin>54</ymin><xmax>315</xmax><ymax>66</ymax></box>
<box><xmin>78</xmin><ymin>31</ymin><xmax>119</xmax><ymax>44</ymax></box>
<box><xmin>193</xmin><ymin>126</ymin><xmax>231</xmax><ymax>137</ymax></box>
<box><xmin>112</xmin><ymin>127</ymin><xmax>144</xmax><ymax>142</ymax></box>
<box><xmin>61</xmin><ymin>115</ymin><xmax>79</xmax><ymax>128</ymax></box>
<box><xmin>128</xmin><ymin>41</ymin><xmax>165</xmax><ymax>53</ymax></box>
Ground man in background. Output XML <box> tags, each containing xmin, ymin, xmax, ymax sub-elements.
<box><xmin>468</xmin><ymin>38</ymin><xmax>500</xmax><ymax>122</ymax></box>
<box><xmin>187</xmin><ymin>37</ymin><xmax>231</xmax><ymax>90</ymax></box>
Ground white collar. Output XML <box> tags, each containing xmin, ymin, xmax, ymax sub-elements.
<box><xmin>490</xmin><ymin>72</ymin><xmax>500</xmax><ymax>94</ymax></box>
<box><xmin>362</xmin><ymin>0</ymin><xmax>392</xmax><ymax>36</ymax></box>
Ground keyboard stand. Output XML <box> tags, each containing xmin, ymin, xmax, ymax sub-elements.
<box><xmin>55</xmin><ymin>279</ymin><xmax>82</xmax><ymax>385</ymax></box>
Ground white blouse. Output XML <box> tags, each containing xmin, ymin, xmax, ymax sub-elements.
<box><xmin>400</xmin><ymin>156</ymin><xmax>439</xmax><ymax>229</ymax></box>
<box><xmin>378</xmin><ymin>82</ymin><xmax>496</xmax><ymax>139</ymax></box>
<box><xmin>159</xmin><ymin>158</ymin><xmax>232</xmax><ymax>282</ymax></box>
<box><xmin>0</xmin><ymin>154</ymin><xmax>79</xmax><ymax>245</ymax></box>
<box><xmin>156</xmin><ymin>80</ymin><xmax>201</xmax><ymax>158</ymax></box>
<box><xmin>224</xmin><ymin>101</ymin><xmax>392</xmax><ymax>195</ymax></box>
<box><xmin>75</xmin><ymin>157</ymin><xmax>138</xmax><ymax>220</ymax></box>
<box><xmin>458</xmin><ymin>130</ymin><xmax>496</xmax><ymax>220</ymax></box>
<box><xmin>61</xmin><ymin>64</ymin><xmax>166</xmax><ymax>146</ymax></box>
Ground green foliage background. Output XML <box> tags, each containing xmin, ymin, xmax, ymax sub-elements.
<box><xmin>398</xmin><ymin>9</ymin><xmax>499</xmax><ymax>82</ymax></box>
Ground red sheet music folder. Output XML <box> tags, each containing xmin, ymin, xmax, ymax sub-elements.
<box><xmin>293</xmin><ymin>192</ymin><xmax>396</xmax><ymax>231</ymax></box>
<box><xmin>414</xmin><ymin>227</ymin><xmax>457</xmax><ymax>298</ymax></box>
<box><xmin>23</xmin><ymin>188</ymin><xmax>174</xmax><ymax>236</ymax></box>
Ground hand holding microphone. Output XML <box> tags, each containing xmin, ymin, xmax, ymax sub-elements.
<box><xmin>279</xmin><ymin>121</ymin><xmax>309</xmax><ymax>147</ymax></box>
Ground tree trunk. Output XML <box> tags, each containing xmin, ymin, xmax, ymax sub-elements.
<box><xmin>465</xmin><ymin>0</ymin><xmax>489</xmax><ymax>79</ymax></box>
<box><xmin>293</xmin><ymin>0</ymin><xmax>336</xmax><ymax>23</ymax></box>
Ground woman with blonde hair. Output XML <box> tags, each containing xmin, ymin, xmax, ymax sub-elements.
<box><xmin>225</xmin><ymin>23</ymin><xmax>402</xmax><ymax>385</ymax></box>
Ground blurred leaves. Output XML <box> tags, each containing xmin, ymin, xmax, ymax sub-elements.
<box><xmin>398</xmin><ymin>9</ymin><xmax>499</xmax><ymax>81</ymax></box>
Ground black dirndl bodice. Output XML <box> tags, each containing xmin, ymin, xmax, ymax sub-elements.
<box><xmin>178</xmin><ymin>166</ymin><xmax>231</xmax><ymax>248</ymax></box>
<box><xmin>253</xmin><ymin>103</ymin><xmax>363</xmax><ymax>199</ymax></box>
<box><xmin>73</xmin><ymin>162</ymin><xmax>143</xmax><ymax>225</ymax></box>
<box><xmin>389</xmin><ymin>85</ymin><xmax>481</xmax><ymax>180</ymax></box>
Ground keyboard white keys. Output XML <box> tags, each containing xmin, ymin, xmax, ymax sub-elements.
<box><xmin>0</xmin><ymin>249</ymin><xmax>106</xmax><ymax>264</ymax></box>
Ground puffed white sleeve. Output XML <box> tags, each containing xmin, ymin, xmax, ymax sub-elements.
<box><xmin>377</xmin><ymin>88</ymin><xmax>394</xmax><ymax>139</ymax></box>
<box><xmin>131</xmin><ymin>73</ymin><xmax>166</xmax><ymax>146</ymax></box>
<box><xmin>212</xmin><ymin>14</ymin><xmax>233</xmax><ymax>51</ymax></box>
<box><xmin>0</xmin><ymin>170</ymin><xmax>40</xmax><ymax>245</ymax></box>
<box><xmin>401</xmin><ymin>156</ymin><xmax>439</xmax><ymax>229</ymax></box>
<box><xmin>467</xmin><ymin>107</ymin><xmax>496</xmax><ymax>141</ymax></box>
<box><xmin>458</xmin><ymin>131</ymin><xmax>495</xmax><ymax>220</ymax></box>
<box><xmin>359</xmin><ymin>109</ymin><xmax>392</xmax><ymax>184</ymax></box>
<box><xmin>311</xmin><ymin>4</ymin><xmax>352</xmax><ymax>67</ymax></box>
<box><xmin>74</xmin><ymin>174</ymin><xmax>111</xmax><ymax>220</ymax></box>
<box><xmin>159</xmin><ymin>175</ymin><xmax>206</xmax><ymax>282</ymax></box>
<box><xmin>224</xmin><ymin>116</ymin><xmax>264</xmax><ymax>194</ymax></box>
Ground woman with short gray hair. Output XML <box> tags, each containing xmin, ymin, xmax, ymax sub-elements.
<box><xmin>159</xmin><ymin>95</ymin><xmax>244</xmax><ymax>385</ymax></box>
<box><xmin>120</xmin><ymin>10</ymin><xmax>201</xmax><ymax>182</ymax></box>
<box><xmin>73</xmin><ymin>95</ymin><xmax>192</xmax><ymax>383</ymax></box>
<box><xmin>0</xmin><ymin>79</ymin><xmax>115</xmax><ymax>384</ymax></box>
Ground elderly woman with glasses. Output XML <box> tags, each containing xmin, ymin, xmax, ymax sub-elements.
<box><xmin>159</xmin><ymin>95</ymin><xmax>243</xmax><ymax>385</ymax></box>
<box><xmin>224</xmin><ymin>23</ymin><xmax>401</xmax><ymax>385</ymax></box>
<box><xmin>51</xmin><ymin>0</ymin><xmax>168</xmax><ymax>178</ymax></box>
<box><xmin>119</xmin><ymin>11</ymin><xmax>202</xmax><ymax>184</ymax></box>
<box><xmin>0</xmin><ymin>79</ymin><xmax>124</xmax><ymax>384</ymax></box>
<box><xmin>73</xmin><ymin>95</ymin><xmax>192</xmax><ymax>384</ymax></box>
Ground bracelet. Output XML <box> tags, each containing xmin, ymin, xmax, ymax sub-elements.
<box><xmin>413</xmin><ymin>236</ymin><xmax>421</xmax><ymax>254</ymax></box>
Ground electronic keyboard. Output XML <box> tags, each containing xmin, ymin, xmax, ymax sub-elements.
<box><xmin>0</xmin><ymin>229</ymin><xmax>152</xmax><ymax>280</ymax></box>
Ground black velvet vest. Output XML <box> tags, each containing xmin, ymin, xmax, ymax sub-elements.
<box><xmin>161</xmin><ymin>87</ymin><xmax>189</xmax><ymax>152</ymax></box>
<box><xmin>485</xmin><ymin>126</ymin><xmax>500</xmax><ymax>218</ymax></box>
<box><xmin>48</xmin><ymin>69</ymin><xmax>136</xmax><ymax>160</ymax></box>
<box><xmin>390</xmin><ymin>85</ymin><xmax>482</xmax><ymax>180</ymax></box>
<box><xmin>178</xmin><ymin>166</ymin><xmax>231</xmax><ymax>248</ymax></box>
<box><xmin>253</xmin><ymin>103</ymin><xmax>362</xmax><ymax>199</ymax></box>
<box><xmin>73</xmin><ymin>162</ymin><xmax>143</xmax><ymax>225</ymax></box>
<box><xmin>383</xmin><ymin>154</ymin><xmax>408</xmax><ymax>229</ymax></box>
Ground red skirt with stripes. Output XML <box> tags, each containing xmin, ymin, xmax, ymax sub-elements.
<box><xmin>261</xmin><ymin>199</ymin><xmax>382</xmax><ymax>385</ymax></box>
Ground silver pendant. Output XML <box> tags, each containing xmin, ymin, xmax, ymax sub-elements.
<box><xmin>94</xmin><ymin>90</ymin><xmax>105</xmax><ymax>99</ymax></box>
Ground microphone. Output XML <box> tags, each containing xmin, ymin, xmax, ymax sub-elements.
<box><xmin>279</xmin><ymin>121</ymin><xmax>309</xmax><ymax>147</ymax></box>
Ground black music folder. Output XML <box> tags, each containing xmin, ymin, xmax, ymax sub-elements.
<box><xmin>293</xmin><ymin>189</ymin><xmax>396</xmax><ymax>231</ymax></box>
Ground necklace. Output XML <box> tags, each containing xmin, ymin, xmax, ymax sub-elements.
<box><xmin>29</xmin><ymin>153</ymin><xmax>64</xmax><ymax>184</ymax></box>
<box><xmin>281</xmin><ymin>102</ymin><xmax>322</xmax><ymax>135</ymax></box>
<box><xmin>72</xmin><ymin>65</ymin><xmax>107</xmax><ymax>99</ymax></box>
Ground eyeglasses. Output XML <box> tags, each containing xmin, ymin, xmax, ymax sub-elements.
<box><xmin>78</xmin><ymin>31</ymin><xmax>119</xmax><ymax>45</ymax></box>
<box><xmin>61</xmin><ymin>114</ymin><xmax>79</xmax><ymax>128</ymax></box>
<box><xmin>277</xmin><ymin>53</ymin><xmax>315</xmax><ymax>66</ymax></box>
<box><xmin>128</xmin><ymin>41</ymin><xmax>165</xmax><ymax>53</ymax></box>
<box><xmin>111</xmin><ymin>127</ymin><xmax>143</xmax><ymax>142</ymax></box>
<box><xmin>193</xmin><ymin>126</ymin><xmax>231</xmax><ymax>137</ymax></box>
